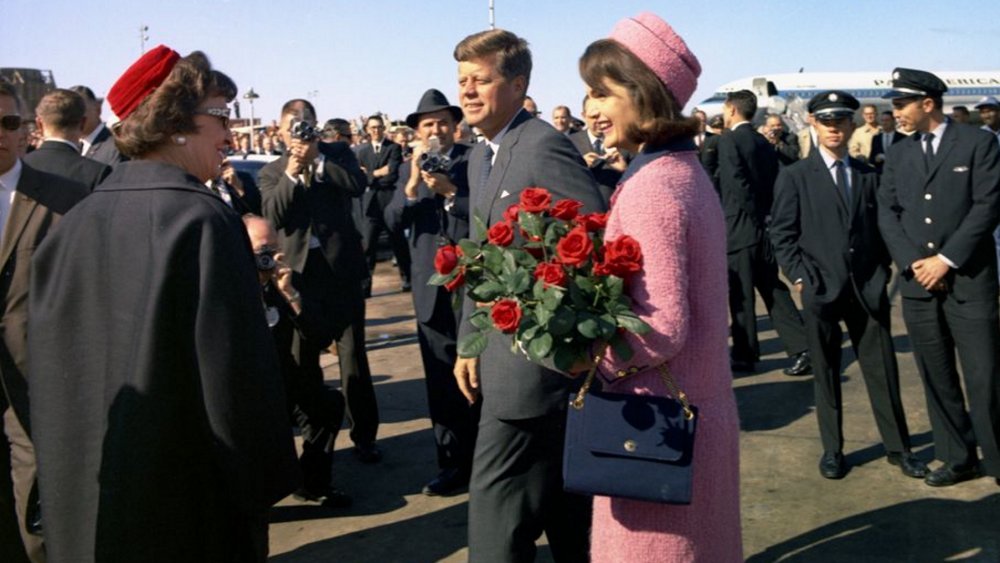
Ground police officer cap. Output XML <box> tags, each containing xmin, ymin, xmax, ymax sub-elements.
<box><xmin>807</xmin><ymin>90</ymin><xmax>859</xmax><ymax>120</ymax></box>
<box><xmin>974</xmin><ymin>95</ymin><xmax>1000</xmax><ymax>110</ymax></box>
<box><xmin>882</xmin><ymin>67</ymin><xmax>948</xmax><ymax>99</ymax></box>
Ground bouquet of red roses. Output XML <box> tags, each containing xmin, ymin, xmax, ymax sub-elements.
<box><xmin>429</xmin><ymin>187</ymin><xmax>650</xmax><ymax>372</ymax></box>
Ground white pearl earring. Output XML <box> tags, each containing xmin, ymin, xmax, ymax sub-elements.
<box><xmin>174</xmin><ymin>136</ymin><xmax>187</xmax><ymax>145</ymax></box>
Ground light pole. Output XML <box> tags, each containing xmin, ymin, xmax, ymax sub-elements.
<box><xmin>243</xmin><ymin>88</ymin><xmax>259</xmax><ymax>153</ymax></box>
<box><xmin>139</xmin><ymin>25</ymin><xmax>149</xmax><ymax>54</ymax></box>
<box><xmin>489</xmin><ymin>0</ymin><xmax>495</xmax><ymax>29</ymax></box>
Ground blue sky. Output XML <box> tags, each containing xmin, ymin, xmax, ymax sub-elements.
<box><xmin>3</xmin><ymin>0</ymin><xmax>999</xmax><ymax>127</ymax></box>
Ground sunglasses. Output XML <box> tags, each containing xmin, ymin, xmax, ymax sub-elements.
<box><xmin>194</xmin><ymin>107</ymin><xmax>231</xmax><ymax>128</ymax></box>
<box><xmin>1</xmin><ymin>115</ymin><xmax>23</xmax><ymax>131</ymax></box>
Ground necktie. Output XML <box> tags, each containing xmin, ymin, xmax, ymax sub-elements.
<box><xmin>834</xmin><ymin>160</ymin><xmax>850</xmax><ymax>204</ymax></box>
<box><xmin>924</xmin><ymin>133</ymin><xmax>935</xmax><ymax>171</ymax></box>
<box><xmin>475</xmin><ymin>144</ymin><xmax>494</xmax><ymax>235</ymax></box>
<box><xmin>593</xmin><ymin>137</ymin><xmax>604</xmax><ymax>155</ymax></box>
<box><xmin>374</xmin><ymin>143</ymin><xmax>381</xmax><ymax>155</ymax></box>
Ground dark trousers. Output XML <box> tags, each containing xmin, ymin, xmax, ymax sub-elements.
<box><xmin>901</xmin><ymin>294</ymin><xmax>1000</xmax><ymax>476</ymax></box>
<box><xmin>363</xmin><ymin>189</ymin><xmax>411</xmax><ymax>283</ymax></box>
<box><xmin>804</xmin><ymin>286</ymin><xmax>910</xmax><ymax>454</ymax></box>
<box><xmin>286</xmin><ymin>363</ymin><xmax>346</xmax><ymax>492</ymax></box>
<box><xmin>728</xmin><ymin>240</ymin><xmax>809</xmax><ymax>362</ymax></box>
<box><xmin>468</xmin><ymin>411</ymin><xmax>591</xmax><ymax>563</ymax></box>
<box><xmin>300</xmin><ymin>250</ymin><xmax>379</xmax><ymax>447</ymax></box>
<box><xmin>0</xmin><ymin>404</ymin><xmax>32</xmax><ymax>563</ymax></box>
<box><xmin>417</xmin><ymin>294</ymin><xmax>480</xmax><ymax>472</ymax></box>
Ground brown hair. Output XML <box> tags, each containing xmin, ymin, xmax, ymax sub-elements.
<box><xmin>0</xmin><ymin>81</ymin><xmax>23</xmax><ymax>113</ymax></box>
<box><xmin>114</xmin><ymin>51</ymin><xmax>236</xmax><ymax>158</ymax></box>
<box><xmin>454</xmin><ymin>29</ymin><xmax>532</xmax><ymax>91</ymax></box>
<box><xmin>579</xmin><ymin>39</ymin><xmax>698</xmax><ymax>146</ymax></box>
<box><xmin>36</xmin><ymin>89</ymin><xmax>86</xmax><ymax>131</ymax></box>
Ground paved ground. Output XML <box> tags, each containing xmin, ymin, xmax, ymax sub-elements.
<box><xmin>268</xmin><ymin>263</ymin><xmax>1000</xmax><ymax>562</ymax></box>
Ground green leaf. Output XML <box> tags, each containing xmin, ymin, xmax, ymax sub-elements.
<box><xmin>469</xmin><ymin>309</ymin><xmax>493</xmax><ymax>330</ymax></box>
<box><xmin>506</xmin><ymin>268</ymin><xmax>531</xmax><ymax>294</ymax></box>
<box><xmin>428</xmin><ymin>272</ymin><xmax>452</xmax><ymax>286</ymax></box>
<box><xmin>502</xmin><ymin>251</ymin><xmax>518</xmax><ymax>277</ymax></box>
<box><xmin>512</xmin><ymin>248</ymin><xmax>537</xmax><ymax>268</ymax></box>
<box><xmin>544</xmin><ymin>221</ymin><xmax>566</xmax><ymax>246</ymax></box>
<box><xmin>473</xmin><ymin>214</ymin><xmax>488</xmax><ymax>240</ymax></box>
<box><xmin>554</xmin><ymin>345</ymin><xmax>582</xmax><ymax>372</ymax></box>
<box><xmin>535</xmin><ymin>304</ymin><xmax>554</xmax><ymax>326</ymax></box>
<box><xmin>616</xmin><ymin>313</ymin><xmax>652</xmax><ymax>335</ymax></box>
<box><xmin>458</xmin><ymin>239</ymin><xmax>480</xmax><ymax>259</ymax></box>
<box><xmin>532</xmin><ymin>279</ymin><xmax>547</xmax><ymax>300</ymax></box>
<box><xmin>542</xmin><ymin>287</ymin><xmax>564</xmax><ymax>311</ymax></box>
<box><xmin>598</xmin><ymin>314</ymin><xmax>618</xmax><ymax>339</ymax></box>
<box><xmin>569</xmin><ymin>283</ymin><xmax>589</xmax><ymax>309</ymax></box>
<box><xmin>577</xmin><ymin>313</ymin><xmax>600</xmax><ymax>339</ymax></box>
<box><xmin>548</xmin><ymin>307</ymin><xmax>576</xmax><ymax>336</ymax></box>
<box><xmin>528</xmin><ymin>333</ymin><xmax>553</xmax><ymax>361</ymax></box>
<box><xmin>609</xmin><ymin>333</ymin><xmax>635</xmax><ymax>362</ymax></box>
<box><xmin>457</xmin><ymin>331</ymin><xmax>488</xmax><ymax>358</ymax></box>
<box><xmin>519</xmin><ymin>322</ymin><xmax>540</xmax><ymax>342</ymax></box>
<box><xmin>470</xmin><ymin>280</ymin><xmax>505</xmax><ymax>302</ymax></box>
<box><xmin>575</xmin><ymin>275</ymin><xmax>596</xmax><ymax>294</ymax></box>
<box><xmin>519</xmin><ymin>211</ymin><xmax>544</xmax><ymax>238</ymax></box>
<box><xmin>482</xmin><ymin>245</ymin><xmax>503</xmax><ymax>274</ymax></box>
<box><xmin>605</xmin><ymin>275</ymin><xmax>624</xmax><ymax>299</ymax></box>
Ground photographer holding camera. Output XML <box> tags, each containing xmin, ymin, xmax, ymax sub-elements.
<box><xmin>764</xmin><ymin>114</ymin><xmax>800</xmax><ymax>168</ymax></box>
<box><xmin>384</xmin><ymin>89</ymin><xmax>479</xmax><ymax>496</ymax></box>
<box><xmin>259</xmin><ymin>99</ymin><xmax>383</xmax><ymax>465</ymax></box>
<box><xmin>243</xmin><ymin>214</ymin><xmax>351</xmax><ymax>507</ymax></box>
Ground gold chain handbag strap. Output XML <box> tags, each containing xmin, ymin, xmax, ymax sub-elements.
<box><xmin>571</xmin><ymin>355</ymin><xmax>695</xmax><ymax>421</ymax></box>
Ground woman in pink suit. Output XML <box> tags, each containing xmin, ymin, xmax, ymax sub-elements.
<box><xmin>579</xmin><ymin>13</ymin><xmax>742</xmax><ymax>562</ymax></box>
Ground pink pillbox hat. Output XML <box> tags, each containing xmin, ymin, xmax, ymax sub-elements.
<box><xmin>610</xmin><ymin>12</ymin><xmax>701</xmax><ymax>107</ymax></box>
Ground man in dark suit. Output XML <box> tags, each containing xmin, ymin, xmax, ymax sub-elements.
<box><xmin>23</xmin><ymin>89</ymin><xmax>110</xmax><ymax>190</ymax></box>
<box><xmin>356</xmin><ymin>114</ymin><xmax>411</xmax><ymax>294</ymax></box>
<box><xmin>70</xmin><ymin>85</ymin><xmax>126</xmax><ymax>166</ymax></box>
<box><xmin>385</xmin><ymin>89</ymin><xmax>480</xmax><ymax>496</ymax></box>
<box><xmin>771</xmin><ymin>91</ymin><xmax>927</xmax><ymax>481</ymax></box>
<box><xmin>452</xmin><ymin>29</ymin><xmax>605</xmax><ymax>562</ymax></box>
<box><xmin>569</xmin><ymin>95</ymin><xmax>628</xmax><ymax>201</ymax></box>
<box><xmin>701</xmin><ymin>114</ymin><xmax>724</xmax><ymax>189</ymax></box>
<box><xmin>321</xmin><ymin>118</ymin><xmax>369</xmax><ymax>259</ymax></box>
<box><xmin>718</xmin><ymin>89</ymin><xmax>811</xmax><ymax>375</ymax></box>
<box><xmin>763</xmin><ymin>114</ymin><xmax>801</xmax><ymax>168</ymax></box>
<box><xmin>259</xmin><ymin>99</ymin><xmax>383</xmax><ymax>464</ymax></box>
<box><xmin>878</xmin><ymin>68</ymin><xmax>1000</xmax><ymax>488</ymax></box>
<box><xmin>868</xmin><ymin>111</ymin><xmax>905</xmax><ymax>174</ymax></box>
<box><xmin>0</xmin><ymin>84</ymin><xmax>89</xmax><ymax>563</ymax></box>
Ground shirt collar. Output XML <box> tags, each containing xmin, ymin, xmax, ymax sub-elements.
<box><xmin>730</xmin><ymin>121</ymin><xmax>751</xmax><ymax>131</ymax></box>
<box><xmin>818</xmin><ymin>146</ymin><xmax>849</xmax><ymax>170</ymax></box>
<box><xmin>586</xmin><ymin>130</ymin><xmax>602</xmax><ymax>146</ymax></box>
<box><xmin>925</xmin><ymin>118</ymin><xmax>948</xmax><ymax>140</ymax></box>
<box><xmin>83</xmin><ymin>122</ymin><xmax>106</xmax><ymax>147</ymax></box>
<box><xmin>485</xmin><ymin>108</ymin><xmax>527</xmax><ymax>157</ymax></box>
<box><xmin>0</xmin><ymin>158</ymin><xmax>22</xmax><ymax>193</ymax></box>
<box><xmin>44</xmin><ymin>137</ymin><xmax>82</xmax><ymax>151</ymax></box>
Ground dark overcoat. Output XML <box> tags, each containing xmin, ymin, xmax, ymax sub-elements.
<box><xmin>28</xmin><ymin>160</ymin><xmax>300</xmax><ymax>563</ymax></box>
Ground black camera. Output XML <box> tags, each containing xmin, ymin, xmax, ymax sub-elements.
<box><xmin>255</xmin><ymin>248</ymin><xmax>277</xmax><ymax>271</ymax></box>
<box><xmin>289</xmin><ymin>118</ymin><xmax>321</xmax><ymax>142</ymax></box>
<box><xmin>419</xmin><ymin>136</ymin><xmax>451</xmax><ymax>174</ymax></box>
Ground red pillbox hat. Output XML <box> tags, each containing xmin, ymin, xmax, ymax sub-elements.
<box><xmin>107</xmin><ymin>45</ymin><xmax>180</xmax><ymax>121</ymax></box>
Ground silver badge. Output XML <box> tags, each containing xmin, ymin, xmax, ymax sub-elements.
<box><xmin>829</xmin><ymin>93</ymin><xmax>838</xmax><ymax>102</ymax></box>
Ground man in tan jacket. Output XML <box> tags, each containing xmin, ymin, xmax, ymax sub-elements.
<box><xmin>848</xmin><ymin>103</ymin><xmax>879</xmax><ymax>163</ymax></box>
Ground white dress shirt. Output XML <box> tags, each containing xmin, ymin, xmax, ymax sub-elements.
<box><xmin>0</xmin><ymin>159</ymin><xmax>23</xmax><ymax>247</ymax></box>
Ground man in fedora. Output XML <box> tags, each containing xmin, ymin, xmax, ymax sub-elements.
<box><xmin>385</xmin><ymin>89</ymin><xmax>479</xmax><ymax>495</ymax></box>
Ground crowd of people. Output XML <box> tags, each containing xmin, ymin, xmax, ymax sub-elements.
<box><xmin>0</xmin><ymin>9</ymin><xmax>999</xmax><ymax>563</ymax></box>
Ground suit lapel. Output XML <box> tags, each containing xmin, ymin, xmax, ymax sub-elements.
<box><xmin>0</xmin><ymin>168</ymin><xmax>41</xmax><ymax>269</ymax></box>
<box><xmin>848</xmin><ymin>162</ymin><xmax>864</xmax><ymax>221</ymax></box>
<box><xmin>483</xmin><ymin>111</ymin><xmax>531</xmax><ymax>221</ymax></box>
<box><xmin>809</xmin><ymin>152</ymin><xmax>848</xmax><ymax>223</ymax></box>
<box><xmin>925</xmin><ymin>125</ymin><xmax>956</xmax><ymax>183</ymax></box>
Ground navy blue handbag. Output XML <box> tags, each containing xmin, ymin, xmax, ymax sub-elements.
<box><xmin>563</xmin><ymin>365</ymin><xmax>697</xmax><ymax>504</ymax></box>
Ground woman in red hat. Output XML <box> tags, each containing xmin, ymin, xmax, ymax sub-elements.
<box><xmin>578</xmin><ymin>13</ymin><xmax>742</xmax><ymax>562</ymax></box>
<box><xmin>27</xmin><ymin>47</ymin><xmax>299</xmax><ymax>562</ymax></box>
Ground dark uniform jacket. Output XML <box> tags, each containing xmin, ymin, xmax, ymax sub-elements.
<box><xmin>23</xmin><ymin>139</ymin><xmax>110</xmax><ymax>191</ymax></box>
<box><xmin>877</xmin><ymin>122</ymin><xmax>1000</xmax><ymax>300</ymax></box>
<box><xmin>770</xmin><ymin>150</ymin><xmax>891</xmax><ymax>312</ymax></box>
<box><xmin>384</xmin><ymin>143</ymin><xmax>471</xmax><ymax>324</ymax></box>
<box><xmin>28</xmin><ymin>160</ymin><xmax>299</xmax><ymax>563</ymax></box>
<box><xmin>717</xmin><ymin>122</ymin><xmax>780</xmax><ymax>252</ymax></box>
<box><xmin>356</xmin><ymin>139</ymin><xmax>403</xmax><ymax>218</ymax></box>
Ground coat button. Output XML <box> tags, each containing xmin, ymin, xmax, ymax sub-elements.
<box><xmin>615</xmin><ymin>369</ymin><xmax>627</xmax><ymax>378</ymax></box>
<box><xmin>927</xmin><ymin>242</ymin><xmax>936</xmax><ymax>249</ymax></box>
<box><xmin>924</xmin><ymin>193</ymin><xmax>932</xmax><ymax>200</ymax></box>
<box><xmin>925</xmin><ymin>217</ymin><xmax>933</xmax><ymax>224</ymax></box>
<box><xmin>624</xmin><ymin>440</ymin><xmax>637</xmax><ymax>453</ymax></box>
<box><xmin>849</xmin><ymin>248</ymin><xmax>855</xmax><ymax>254</ymax></box>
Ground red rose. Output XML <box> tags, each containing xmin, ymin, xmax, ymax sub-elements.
<box><xmin>556</xmin><ymin>225</ymin><xmax>594</xmax><ymax>267</ymax></box>
<box><xmin>434</xmin><ymin>245</ymin><xmax>459</xmax><ymax>275</ymax></box>
<box><xmin>519</xmin><ymin>187</ymin><xmax>552</xmax><ymax>213</ymax></box>
<box><xmin>578</xmin><ymin>212</ymin><xmax>609</xmax><ymax>232</ymax></box>
<box><xmin>533</xmin><ymin>261</ymin><xmax>569</xmax><ymax>288</ymax></box>
<box><xmin>487</xmin><ymin>221</ymin><xmax>515</xmax><ymax>247</ymax></box>
<box><xmin>601</xmin><ymin>235</ymin><xmax>643</xmax><ymax>277</ymax></box>
<box><xmin>491</xmin><ymin>299</ymin><xmax>522</xmax><ymax>333</ymax></box>
<box><xmin>444</xmin><ymin>268</ymin><xmax>465</xmax><ymax>291</ymax></box>
<box><xmin>503</xmin><ymin>203</ymin><xmax>520</xmax><ymax>223</ymax></box>
<box><xmin>550</xmin><ymin>199</ymin><xmax>583</xmax><ymax>221</ymax></box>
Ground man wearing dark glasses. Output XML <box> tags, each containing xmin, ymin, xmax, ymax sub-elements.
<box><xmin>0</xmin><ymin>82</ymin><xmax>89</xmax><ymax>563</ymax></box>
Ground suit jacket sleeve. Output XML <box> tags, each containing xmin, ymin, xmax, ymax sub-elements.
<box><xmin>382</xmin><ymin>144</ymin><xmax>403</xmax><ymax>188</ymax></box>
<box><xmin>939</xmin><ymin>133</ymin><xmax>1000</xmax><ymax>267</ymax></box>
<box><xmin>877</xmin><ymin>146</ymin><xmax>923</xmax><ymax>271</ymax></box>
<box><xmin>769</xmin><ymin>167</ymin><xmax>809</xmax><ymax>285</ymax></box>
<box><xmin>259</xmin><ymin>161</ymin><xmax>303</xmax><ymax>230</ymax></box>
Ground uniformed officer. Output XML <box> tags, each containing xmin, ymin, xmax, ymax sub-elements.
<box><xmin>771</xmin><ymin>91</ymin><xmax>926</xmax><ymax>480</ymax></box>
<box><xmin>878</xmin><ymin>68</ymin><xmax>1000</xmax><ymax>488</ymax></box>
